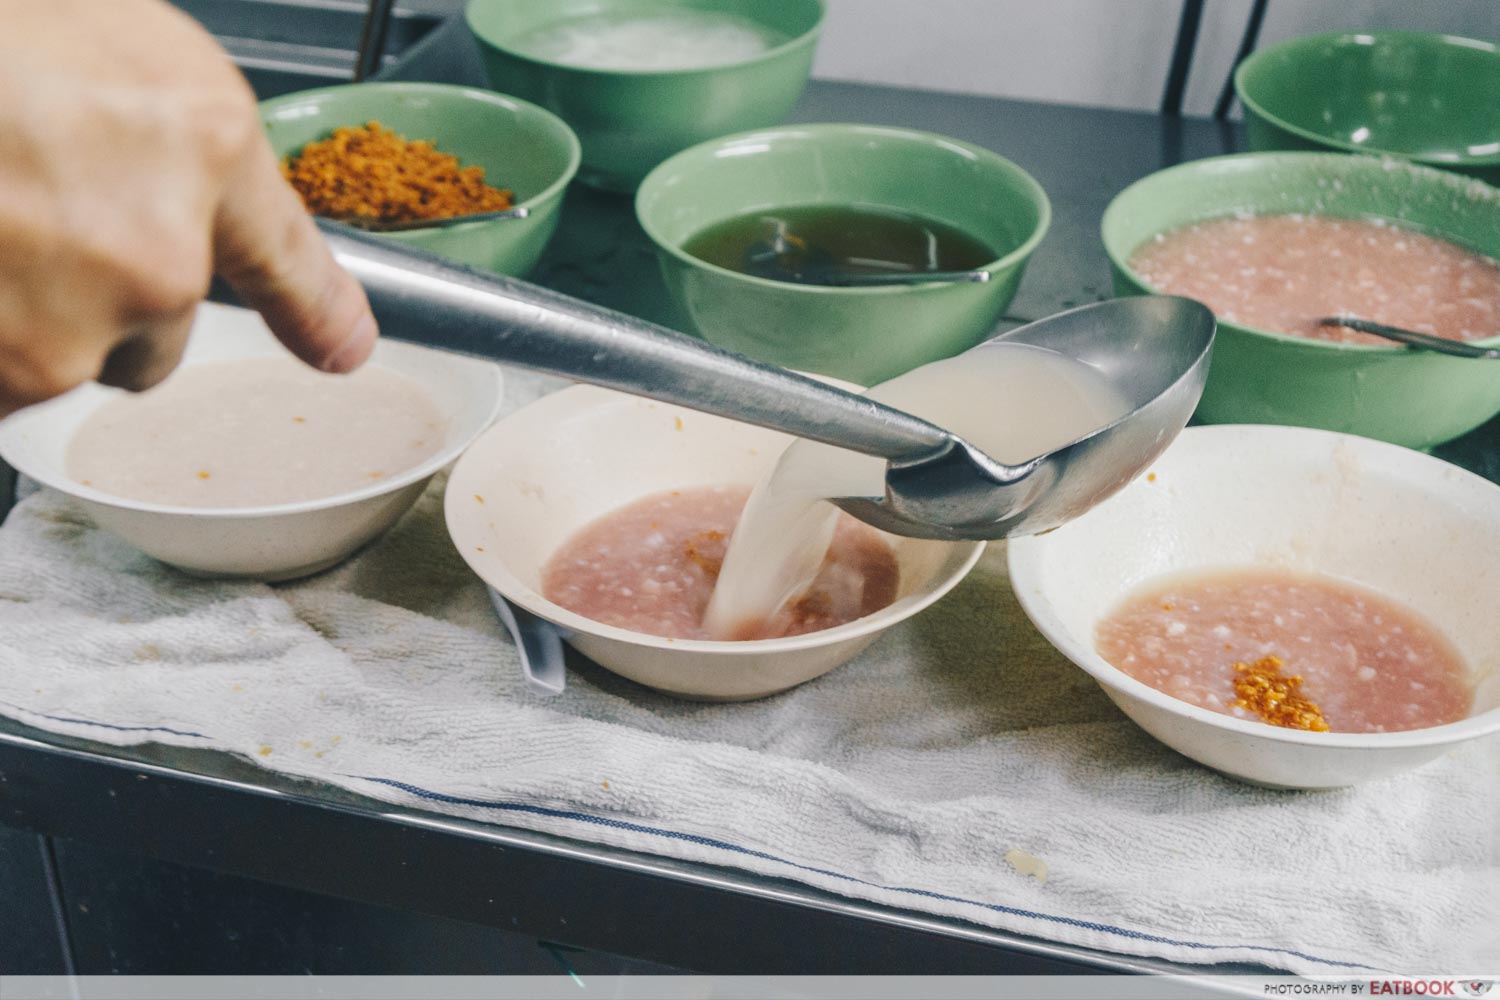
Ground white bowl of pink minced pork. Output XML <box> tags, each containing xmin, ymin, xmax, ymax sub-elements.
<box><xmin>444</xmin><ymin>382</ymin><xmax>984</xmax><ymax>701</ymax></box>
<box><xmin>1008</xmin><ymin>424</ymin><xmax>1500</xmax><ymax>789</ymax></box>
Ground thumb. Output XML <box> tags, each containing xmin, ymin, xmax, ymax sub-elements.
<box><xmin>213</xmin><ymin>140</ymin><xmax>377</xmax><ymax>373</ymax></box>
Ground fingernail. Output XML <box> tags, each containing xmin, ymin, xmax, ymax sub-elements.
<box><xmin>321</xmin><ymin>312</ymin><xmax>377</xmax><ymax>373</ymax></box>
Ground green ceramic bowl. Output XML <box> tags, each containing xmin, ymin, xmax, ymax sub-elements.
<box><xmin>1236</xmin><ymin>31</ymin><xmax>1500</xmax><ymax>185</ymax></box>
<box><xmin>636</xmin><ymin>124</ymin><xmax>1050</xmax><ymax>385</ymax></box>
<box><xmin>261</xmin><ymin>82</ymin><xmax>580</xmax><ymax>276</ymax></box>
<box><xmin>465</xmin><ymin>0</ymin><xmax>823</xmax><ymax>192</ymax></box>
<box><xmin>1102</xmin><ymin>152</ymin><xmax>1500</xmax><ymax>450</ymax></box>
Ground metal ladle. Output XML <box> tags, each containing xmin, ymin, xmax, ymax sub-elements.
<box><xmin>744</xmin><ymin>227</ymin><xmax>991</xmax><ymax>287</ymax></box>
<box><xmin>321</xmin><ymin>205</ymin><xmax>531</xmax><ymax>234</ymax></box>
<box><xmin>292</xmin><ymin>220</ymin><xmax>1214</xmax><ymax>542</ymax></box>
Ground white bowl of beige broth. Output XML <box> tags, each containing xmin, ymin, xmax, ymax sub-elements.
<box><xmin>1007</xmin><ymin>425</ymin><xmax>1500</xmax><ymax>789</ymax></box>
<box><xmin>444</xmin><ymin>382</ymin><xmax>984</xmax><ymax>701</ymax></box>
<box><xmin>0</xmin><ymin>303</ymin><xmax>503</xmax><ymax>580</ymax></box>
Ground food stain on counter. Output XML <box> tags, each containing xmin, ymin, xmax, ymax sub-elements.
<box><xmin>1004</xmin><ymin>848</ymin><xmax>1049</xmax><ymax>883</ymax></box>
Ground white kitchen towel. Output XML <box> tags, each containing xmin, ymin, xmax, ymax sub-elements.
<box><xmin>0</xmin><ymin>462</ymin><xmax>1496</xmax><ymax>976</ymax></box>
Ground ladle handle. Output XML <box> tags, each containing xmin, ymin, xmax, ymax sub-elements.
<box><xmin>311</xmin><ymin>220</ymin><xmax>954</xmax><ymax>462</ymax></box>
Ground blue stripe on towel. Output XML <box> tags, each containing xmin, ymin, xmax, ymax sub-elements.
<box><xmin>0</xmin><ymin>699</ymin><xmax>209</xmax><ymax>739</ymax></box>
<box><xmin>349</xmin><ymin>773</ymin><xmax>1378</xmax><ymax>972</ymax></box>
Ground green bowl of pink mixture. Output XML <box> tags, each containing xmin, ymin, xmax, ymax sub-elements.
<box><xmin>1102</xmin><ymin>152</ymin><xmax>1500</xmax><ymax>450</ymax></box>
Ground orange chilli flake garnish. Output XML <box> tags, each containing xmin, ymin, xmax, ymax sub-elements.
<box><xmin>1230</xmin><ymin>655</ymin><xmax>1330</xmax><ymax>732</ymax></box>
<box><xmin>282</xmin><ymin>122</ymin><xmax>514</xmax><ymax>225</ymax></box>
<box><xmin>684</xmin><ymin>530</ymin><xmax>726</xmax><ymax>577</ymax></box>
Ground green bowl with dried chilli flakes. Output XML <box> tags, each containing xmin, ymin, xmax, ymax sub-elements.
<box><xmin>261</xmin><ymin>82</ymin><xmax>580</xmax><ymax>277</ymax></box>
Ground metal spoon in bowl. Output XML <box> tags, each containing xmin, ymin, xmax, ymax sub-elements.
<box><xmin>320</xmin><ymin>205</ymin><xmax>530</xmax><ymax>234</ymax></box>
<box><xmin>1318</xmin><ymin>316</ymin><xmax>1500</xmax><ymax>359</ymax></box>
<box><xmin>743</xmin><ymin>227</ymin><xmax>990</xmax><ymax>287</ymax></box>
<box><xmin>488</xmin><ymin>586</ymin><xmax>567</xmax><ymax>695</ymax></box>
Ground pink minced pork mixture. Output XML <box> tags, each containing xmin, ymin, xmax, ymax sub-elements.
<box><xmin>1096</xmin><ymin>568</ymin><xmax>1472</xmax><ymax>733</ymax></box>
<box><xmin>1130</xmin><ymin>213</ymin><xmax>1500</xmax><ymax>345</ymax></box>
<box><xmin>542</xmin><ymin>486</ymin><xmax>899</xmax><ymax>641</ymax></box>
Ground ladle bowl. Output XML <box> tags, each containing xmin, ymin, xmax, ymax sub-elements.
<box><xmin>837</xmin><ymin>296</ymin><xmax>1215</xmax><ymax>540</ymax></box>
<box><xmin>242</xmin><ymin>222</ymin><xmax>1214</xmax><ymax>543</ymax></box>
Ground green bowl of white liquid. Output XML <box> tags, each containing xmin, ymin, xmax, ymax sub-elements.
<box><xmin>465</xmin><ymin>0</ymin><xmax>824</xmax><ymax>191</ymax></box>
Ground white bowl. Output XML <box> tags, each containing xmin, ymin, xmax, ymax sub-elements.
<box><xmin>444</xmin><ymin>383</ymin><xmax>984</xmax><ymax>701</ymax></box>
<box><xmin>1007</xmin><ymin>424</ymin><xmax>1500</xmax><ymax>789</ymax></box>
<box><xmin>0</xmin><ymin>303</ymin><xmax>504</xmax><ymax>581</ymax></box>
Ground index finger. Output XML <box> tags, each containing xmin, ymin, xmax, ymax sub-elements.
<box><xmin>212</xmin><ymin>139</ymin><xmax>377</xmax><ymax>373</ymax></box>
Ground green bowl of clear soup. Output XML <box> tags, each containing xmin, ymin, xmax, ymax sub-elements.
<box><xmin>635</xmin><ymin>124</ymin><xmax>1051</xmax><ymax>385</ymax></box>
<box><xmin>1102</xmin><ymin>152</ymin><xmax>1500</xmax><ymax>450</ymax></box>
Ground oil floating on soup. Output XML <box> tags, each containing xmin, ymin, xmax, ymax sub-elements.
<box><xmin>508</xmin><ymin>8</ymin><xmax>787</xmax><ymax>72</ymax></box>
<box><xmin>1129</xmin><ymin>213</ymin><xmax>1500</xmax><ymax>344</ymax></box>
<box><xmin>541</xmin><ymin>486</ymin><xmax>898</xmax><ymax>641</ymax></box>
<box><xmin>67</xmin><ymin>357</ymin><xmax>446</xmax><ymax>508</ymax></box>
<box><xmin>1095</xmin><ymin>567</ymin><xmax>1473</xmax><ymax>733</ymax></box>
<box><xmin>682</xmin><ymin>205</ymin><xmax>1000</xmax><ymax>285</ymax></box>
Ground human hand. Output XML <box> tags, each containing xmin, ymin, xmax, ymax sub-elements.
<box><xmin>0</xmin><ymin>0</ymin><xmax>377</xmax><ymax>416</ymax></box>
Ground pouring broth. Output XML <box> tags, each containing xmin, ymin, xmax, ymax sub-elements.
<box><xmin>541</xmin><ymin>343</ymin><xmax>1132</xmax><ymax>642</ymax></box>
<box><xmin>704</xmin><ymin>343</ymin><xmax>1132</xmax><ymax>638</ymax></box>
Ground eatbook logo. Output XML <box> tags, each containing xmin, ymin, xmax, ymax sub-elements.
<box><xmin>1461</xmin><ymin>983</ymin><xmax>1492</xmax><ymax>998</ymax></box>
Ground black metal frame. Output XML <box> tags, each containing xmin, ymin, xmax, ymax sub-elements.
<box><xmin>0</xmin><ymin>727</ymin><xmax>1202</xmax><ymax>975</ymax></box>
